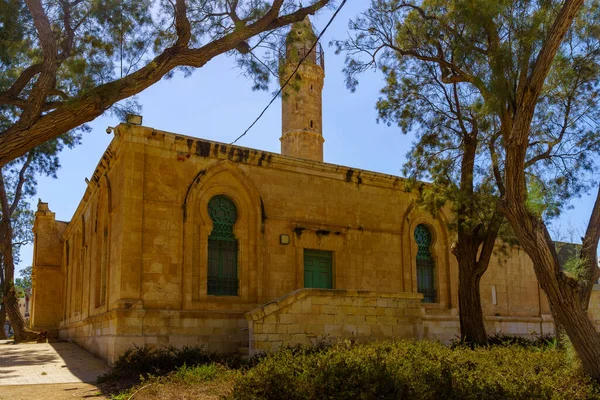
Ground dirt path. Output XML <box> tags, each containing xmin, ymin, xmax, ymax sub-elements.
<box><xmin>0</xmin><ymin>382</ymin><xmax>106</xmax><ymax>400</ymax></box>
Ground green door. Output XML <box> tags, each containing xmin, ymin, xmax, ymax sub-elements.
<box><xmin>304</xmin><ymin>249</ymin><xmax>333</xmax><ymax>289</ymax></box>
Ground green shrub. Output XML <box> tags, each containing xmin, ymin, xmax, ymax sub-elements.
<box><xmin>450</xmin><ymin>333</ymin><xmax>557</xmax><ymax>349</ymax></box>
<box><xmin>174</xmin><ymin>363</ymin><xmax>226</xmax><ymax>384</ymax></box>
<box><xmin>230</xmin><ymin>340</ymin><xmax>600</xmax><ymax>400</ymax></box>
<box><xmin>98</xmin><ymin>344</ymin><xmax>217</xmax><ymax>382</ymax></box>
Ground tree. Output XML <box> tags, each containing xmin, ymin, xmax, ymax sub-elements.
<box><xmin>0</xmin><ymin>204</ymin><xmax>33</xmax><ymax>339</ymax></box>
<box><xmin>1</xmin><ymin>134</ymin><xmax>80</xmax><ymax>341</ymax></box>
<box><xmin>0</xmin><ymin>0</ymin><xmax>333</xmax><ymax>166</ymax></box>
<box><xmin>338</xmin><ymin>0</ymin><xmax>600</xmax><ymax>377</ymax></box>
<box><xmin>380</xmin><ymin>64</ymin><xmax>506</xmax><ymax>345</ymax></box>
<box><xmin>338</xmin><ymin>0</ymin><xmax>600</xmax><ymax>346</ymax></box>
<box><xmin>15</xmin><ymin>266</ymin><xmax>32</xmax><ymax>292</ymax></box>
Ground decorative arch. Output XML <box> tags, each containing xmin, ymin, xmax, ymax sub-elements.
<box><xmin>402</xmin><ymin>200</ymin><xmax>453</xmax><ymax>308</ymax></box>
<box><xmin>182</xmin><ymin>161</ymin><xmax>262</xmax><ymax>307</ymax></box>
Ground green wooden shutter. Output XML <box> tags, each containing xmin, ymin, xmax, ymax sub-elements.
<box><xmin>207</xmin><ymin>196</ymin><xmax>239</xmax><ymax>296</ymax></box>
<box><xmin>415</xmin><ymin>224</ymin><xmax>436</xmax><ymax>303</ymax></box>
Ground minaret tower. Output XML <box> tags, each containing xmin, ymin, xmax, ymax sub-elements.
<box><xmin>280</xmin><ymin>17</ymin><xmax>324</xmax><ymax>162</ymax></box>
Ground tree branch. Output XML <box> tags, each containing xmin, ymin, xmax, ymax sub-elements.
<box><xmin>174</xmin><ymin>0</ymin><xmax>192</xmax><ymax>47</ymax></box>
<box><xmin>475</xmin><ymin>211</ymin><xmax>503</xmax><ymax>276</ymax></box>
<box><xmin>18</xmin><ymin>0</ymin><xmax>60</xmax><ymax>128</ymax></box>
<box><xmin>0</xmin><ymin>0</ymin><xmax>331</xmax><ymax>165</ymax></box>
<box><xmin>0</xmin><ymin>171</ymin><xmax>11</xmax><ymax>222</ymax></box>
<box><xmin>518</xmin><ymin>0</ymin><xmax>585</xmax><ymax>122</ymax></box>
<box><xmin>9</xmin><ymin>153</ymin><xmax>34</xmax><ymax>216</ymax></box>
<box><xmin>0</xmin><ymin>64</ymin><xmax>43</xmax><ymax>100</ymax></box>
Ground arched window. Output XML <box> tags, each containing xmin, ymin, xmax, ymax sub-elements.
<box><xmin>207</xmin><ymin>195</ymin><xmax>239</xmax><ymax>296</ymax></box>
<box><xmin>414</xmin><ymin>224</ymin><xmax>436</xmax><ymax>303</ymax></box>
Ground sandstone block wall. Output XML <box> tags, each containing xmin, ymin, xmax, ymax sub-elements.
<box><xmin>588</xmin><ymin>286</ymin><xmax>600</xmax><ymax>328</ymax></box>
<box><xmin>423</xmin><ymin>314</ymin><xmax>556</xmax><ymax>344</ymax></box>
<box><xmin>59</xmin><ymin>308</ymin><xmax>248</xmax><ymax>364</ymax></box>
<box><xmin>245</xmin><ymin>289</ymin><xmax>424</xmax><ymax>355</ymax></box>
<box><xmin>31</xmin><ymin>203</ymin><xmax>67</xmax><ymax>335</ymax></box>
<box><xmin>36</xmin><ymin>124</ymin><xmax>600</xmax><ymax>365</ymax></box>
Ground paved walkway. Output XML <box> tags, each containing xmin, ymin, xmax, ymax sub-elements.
<box><xmin>0</xmin><ymin>340</ymin><xmax>109</xmax><ymax>386</ymax></box>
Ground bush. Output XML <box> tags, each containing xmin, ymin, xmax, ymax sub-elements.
<box><xmin>98</xmin><ymin>345</ymin><xmax>217</xmax><ymax>382</ymax></box>
<box><xmin>450</xmin><ymin>333</ymin><xmax>557</xmax><ymax>349</ymax></box>
<box><xmin>230</xmin><ymin>340</ymin><xmax>600</xmax><ymax>400</ymax></box>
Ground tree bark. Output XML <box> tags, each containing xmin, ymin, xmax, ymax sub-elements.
<box><xmin>0</xmin><ymin>219</ymin><xmax>37</xmax><ymax>342</ymax></box>
<box><xmin>502</xmin><ymin>190</ymin><xmax>600</xmax><ymax>380</ymax></box>
<box><xmin>0</xmin><ymin>304</ymin><xmax>7</xmax><ymax>340</ymax></box>
<box><xmin>457</xmin><ymin>262</ymin><xmax>487</xmax><ymax>344</ymax></box>
<box><xmin>452</xmin><ymin>133</ymin><xmax>502</xmax><ymax>345</ymax></box>
<box><xmin>0</xmin><ymin>172</ymin><xmax>38</xmax><ymax>341</ymax></box>
<box><xmin>0</xmin><ymin>258</ymin><xmax>6</xmax><ymax>340</ymax></box>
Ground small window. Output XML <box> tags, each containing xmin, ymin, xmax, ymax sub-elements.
<box><xmin>310</xmin><ymin>120</ymin><xmax>314</xmax><ymax>128</ymax></box>
<box><xmin>207</xmin><ymin>195</ymin><xmax>239</xmax><ymax>296</ymax></box>
<box><xmin>310</xmin><ymin>84</ymin><xmax>313</xmax><ymax>92</ymax></box>
<box><xmin>414</xmin><ymin>224</ymin><xmax>436</xmax><ymax>303</ymax></box>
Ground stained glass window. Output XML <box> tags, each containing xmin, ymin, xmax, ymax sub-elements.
<box><xmin>415</xmin><ymin>224</ymin><xmax>436</xmax><ymax>303</ymax></box>
<box><xmin>207</xmin><ymin>196</ymin><xmax>239</xmax><ymax>296</ymax></box>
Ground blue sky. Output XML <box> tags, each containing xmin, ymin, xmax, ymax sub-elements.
<box><xmin>15</xmin><ymin>2</ymin><xmax>599</xmax><ymax>274</ymax></box>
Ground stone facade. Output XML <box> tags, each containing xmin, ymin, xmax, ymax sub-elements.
<box><xmin>246</xmin><ymin>289</ymin><xmax>423</xmax><ymax>355</ymax></box>
<box><xmin>30</xmin><ymin>123</ymin><xmax>600</xmax><ymax>363</ymax></box>
<box><xmin>29</xmin><ymin>18</ymin><xmax>600</xmax><ymax>364</ymax></box>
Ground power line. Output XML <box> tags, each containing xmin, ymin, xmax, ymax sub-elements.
<box><xmin>230</xmin><ymin>0</ymin><xmax>347</xmax><ymax>145</ymax></box>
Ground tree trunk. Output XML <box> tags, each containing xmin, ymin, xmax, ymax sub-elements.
<box><xmin>0</xmin><ymin>218</ymin><xmax>38</xmax><ymax>342</ymax></box>
<box><xmin>0</xmin><ymin>304</ymin><xmax>7</xmax><ymax>340</ymax></box>
<box><xmin>452</xmin><ymin>133</ymin><xmax>503</xmax><ymax>345</ymax></box>
<box><xmin>549</xmin><ymin>281</ymin><xmax>600</xmax><ymax>378</ymax></box>
<box><xmin>502</xmin><ymin>195</ymin><xmax>600</xmax><ymax>380</ymax></box>
<box><xmin>0</xmin><ymin>252</ymin><xmax>6</xmax><ymax>340</ymax></box>
<box><xmin>3</xmin><ymin>289</ymin><xmax>36</xmax><ymax>341</ymax></box>
<box><xmin>458</xmin><ymin>264</ymin><xmax>487</xmax><ymax>344</ymax></box>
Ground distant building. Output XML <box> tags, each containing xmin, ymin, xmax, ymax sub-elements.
<box><xmin>18</xmin><ymin>288</ymin><xmax>31</xmax><ymax>326</ymax></box>
<box><xmin>3</xmin><ymin>288</ymin><xmax>31</xmax><ymax>337</ymax></box>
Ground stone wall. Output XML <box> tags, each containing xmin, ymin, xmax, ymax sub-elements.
<box><xmin>34</xmin><ymin>124</ymin><xmax>600</xmax><ymax>364</ymax></box>
<box><xmin>587</xmin><ymin>286</ymin><xmax>600</xmax><ymax>328</ymax></box>
<box><xmin>422</xmin><ymin>314</ymin><xmax>556</xmax><ymax>344</ymax></box>
<box><xmin>245</xmin><ymin>289</ymin><xmax>423</xmax><ymax>355</ymax></box>
<box><xmin>31</xmin><ymin>202</ymin><xmax>67</xmax><ymax>336</ymax></box>
<box><xmin>59</xmin><ymin>307</ymin><xmax>248</xmax><ymax>364</ymax></box>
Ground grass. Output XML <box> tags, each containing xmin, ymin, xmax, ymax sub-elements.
<box><xmin>101</xmin><ymin>338</ymin><xmax>600</xmax><ymax>400</ymax></box>
<box><xmin>109</xmin><ymin>364</ymin><xmax>238</xmax><ymax>400</ymax></box>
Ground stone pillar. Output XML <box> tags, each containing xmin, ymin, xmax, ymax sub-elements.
<box><xmin>31</xmin><ymin>201</ymin><xmax>66</xmax><ymax>338</ymax></box>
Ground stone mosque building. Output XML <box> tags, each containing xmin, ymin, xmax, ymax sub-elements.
<box><xmin>30</xmin><ymin>18</ymin><xmax>600</xmax><ymax>363</ymax></box>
